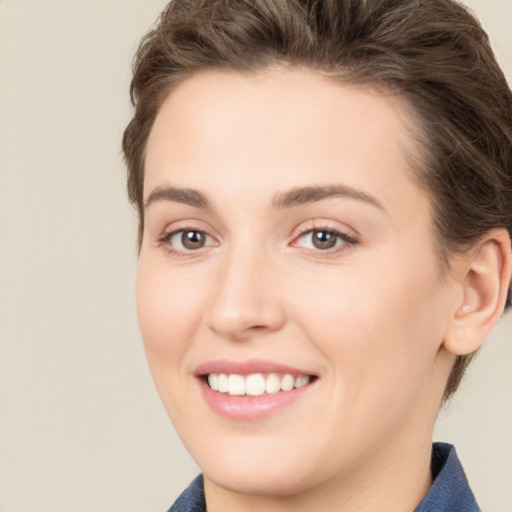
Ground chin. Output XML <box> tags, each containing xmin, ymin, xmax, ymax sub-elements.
<box><xmin>185</xmin><ymin>430</ymin><xmax>338</xmax><ymax>499</ymax></box>
<box><xmin>204</xmin><ymin>462</ymin><xmax>317</xmax><ymax>498</ymax></box>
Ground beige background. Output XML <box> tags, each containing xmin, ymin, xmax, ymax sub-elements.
<box><xmin>0</xmin><ymin>1</ymin><xmax>510</xmax><ymax>511</ymax></box>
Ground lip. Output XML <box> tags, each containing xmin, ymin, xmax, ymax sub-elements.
<box><xmin>195</xmin><ymin>359</ymin><xmax>318</xmax><ymax>421</ymax></box>
<box><xmin>194</xmin><ymin>358</ymin><xmax>315</xmax><ymax>377</ymax></box>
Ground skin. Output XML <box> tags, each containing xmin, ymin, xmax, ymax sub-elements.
<box><xmin>137</xmin><ymin>68</ymin><xmax>499</xmax><ymax>511</ymax></box>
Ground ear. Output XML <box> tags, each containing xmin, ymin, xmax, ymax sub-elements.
<box><xmin>443</xmin><ymin>229</ymin><xmax>512</xmax><ymax>356</ymax></box>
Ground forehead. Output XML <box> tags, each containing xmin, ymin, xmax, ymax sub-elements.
<box><xmin>144</xmin><ymin>68</ymin><xmax>425</xmax><ymax>218</ymax></box>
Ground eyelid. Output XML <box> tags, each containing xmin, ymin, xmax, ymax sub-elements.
<box><xmin>290</xmin><ymin>220</ymin><xmax>358</xmax><ymax>242</ymax></box>
<box><xmin>289</xmin><ymin>221</ymin><xmax>359</xmax><ymax>253</ymax></box>
<box><xmin>165</xmin><ymin>229</ymin><xmax>216</xmax><ymax>244</ymax></box>
<box><xmin>156</xmin><ymin>219</ymin><xmax>217</xmax><ymax>240</ymax></box>
<box><xmin>156</xmin><ymin>221</ymin><xmax>219</xmax><ymax>253</ymax></box>
<box><xmin>293</xmin><ymin>229</ymin><xmax>355</xmax><ymax>247</ymax></box>
<box><xmin>154</xmin><ymin>219</ymin><xmax>358</xmax><ymax>256</ymax></box>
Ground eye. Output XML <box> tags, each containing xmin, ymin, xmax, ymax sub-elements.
<box><xmin>294</xmin><ymin>228</ymin><xmax>355</xmax><ymax>251</ymax></box>
<box><xmin>161</xmin><ymin>229</ymin><xmax>215</xmax><ymax>251</ymax></box>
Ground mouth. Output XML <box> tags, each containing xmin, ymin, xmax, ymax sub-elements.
<box><xmin>205</xmin><ymin>372</ymin><xmax>314</xmax><ymax>396</ymax></box>
<box><xmin>195</xmin><ymin>360</ymin><xmax>318</xmax><ymax>420</ymax></box>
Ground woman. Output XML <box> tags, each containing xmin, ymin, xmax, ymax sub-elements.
<box><xmin>123</xmin><ymin>0</ymin><xmax>512</xmax><ymax>510</ymax></box>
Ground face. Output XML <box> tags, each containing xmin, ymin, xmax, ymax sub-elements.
<box><xmin>138</xmin><ymin>69</ymin><xmax>458</xmax><ymax>500</ymax></box>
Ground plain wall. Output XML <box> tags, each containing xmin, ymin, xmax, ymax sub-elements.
<box><xmin>0</xmin><ymin>1</ymin><xmax>510</xmax><ymax>511</ymax></box>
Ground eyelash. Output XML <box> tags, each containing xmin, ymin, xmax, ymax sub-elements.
<box><xmin>157</xmin><ymin>225</ymin><xmax>358</xmax><ymax>256</ymax></box>
<box><xmin>292</xmin><ymin>227</ymin><xmax>358</xmax><ymax>254</ymax></box>
<box><xmin>157</xmin><ymin>227</ymin><xmax>216</xmax><ymax>256</ymax></box>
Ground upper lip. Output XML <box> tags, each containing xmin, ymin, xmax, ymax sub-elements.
<box><xmin>194</xmin><ymin>359</ymin><xmax>316</xmax><ymax>377</ymax></box>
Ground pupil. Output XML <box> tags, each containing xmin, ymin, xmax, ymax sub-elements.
<box><xmin>182</xmin><ymin>230</ymin><xmax>205</xmax><ymax>249</ymax></box>
<box><xmin>313</xmin><ymin>230</ymin><xmax>337</xmax><ymax>249</ymax></box>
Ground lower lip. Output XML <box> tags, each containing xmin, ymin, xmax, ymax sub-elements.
<box><xmin>198</xmin><ymin>379</ymin><xmax>314</xmax><ymax>421</ymax></box>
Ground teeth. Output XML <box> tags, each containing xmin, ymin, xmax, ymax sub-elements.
<box><xmin>207</xmin><ymin>373</ymin><xmax>219</xmax><ymax>391</ymax></box>
<box><xmin>265</xmin><ymin>373</ymin><xmax>281</xmax><ymax>394</ymax></box>
<box><xmin>227</xmin><ymin>374</ymin><xmax>245</xmax><ymax>396</ymax></box>
<box><xmin>207</xmin><ymin>372</ymin><xmax>311</xmax><ymax>395</ymax></box>
<box><xmin>295</xmin><ymin>376</ymin><xmax>309</xmax><ymax>388</ymax></box>
<box><xmin>280</xmin><ymin>374</ymin><xmax>295</xmax><ymax>391</ymax></box>
<box><xmin>246</xmin><ymin>373</ymin><xmax>266</xmax><ymax>396</ymax></box>
<box><xmin>217</xmin><ymin>373</ymin><xmax>229</xmax><ymax>393</ymax></box>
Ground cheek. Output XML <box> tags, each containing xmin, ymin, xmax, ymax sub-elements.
<box><xmin>136</xmin><ymin>260</ymin><xmax>206</xmax><ymax>377</ymax></box>
<box><xmin>292</xmin><ymin>261</ymin><xmax>449</xmax><ymax>400</ymax></box>
<box><xmin>135</xmin><ymin>259</ymin><xmax>217</xmax><ymax>429</ymax></box>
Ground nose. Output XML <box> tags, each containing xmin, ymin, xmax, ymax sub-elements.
<box><xmin>206</xmin><ymin>244</ymin><xmax>286</xmax><ymax>341</ymax></box>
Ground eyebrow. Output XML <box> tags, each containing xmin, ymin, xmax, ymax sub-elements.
<box><xmin>144</xmin><ymin>186</ymin><xmax>211</xmax><ymax>210</ymax></box>
<box><xmin>272</xmin><ymin>185</ymin><xmax>384</xmax><ymax>210</ymax></box>
<box><xmin>144</xmin><ymin>183</ymin><xmax>384</xmax><ymax>212</ymax></box>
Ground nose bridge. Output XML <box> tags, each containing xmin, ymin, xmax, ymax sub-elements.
<box><xmin>206</xmin><ymin>235</ymin><xmax>284</xmax><ymax>340</ymax></box>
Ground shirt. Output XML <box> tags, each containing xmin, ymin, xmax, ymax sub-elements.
<box><xmin>167</xmin><ymin>442</ymin><xmax>479</xmax><ymax>511</ymax></box>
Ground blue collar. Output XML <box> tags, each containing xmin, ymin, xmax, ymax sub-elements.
<box><xmin>168</xmin><ymin>443</ymin><xmax>479</xmax><ymax>511</ymax></box>
<box><xmin>415</xmin><ymin>442</ymin><xmax>479</xmax><ymax>511</ymax></box>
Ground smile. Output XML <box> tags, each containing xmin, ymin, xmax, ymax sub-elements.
<box><xmin>196</xmin><ymin>360</ymin><xmax>318</xmax><ymax>420</ymax></box>
<box><xmin>207</xmin><ymin>373</ymin><xmax>311</xmax><ymax>396</ymax></box>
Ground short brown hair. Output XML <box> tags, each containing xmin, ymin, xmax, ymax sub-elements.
<box><xmin>123</xmin><ymin>0</ymin><xmax>512</xmax><ymax>399</ymax></box>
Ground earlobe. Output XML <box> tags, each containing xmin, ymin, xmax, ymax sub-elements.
<box><xmin>444</xmin><ymin>229</ymin><xmax>512</xmax><ymax>356</ymax></box>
